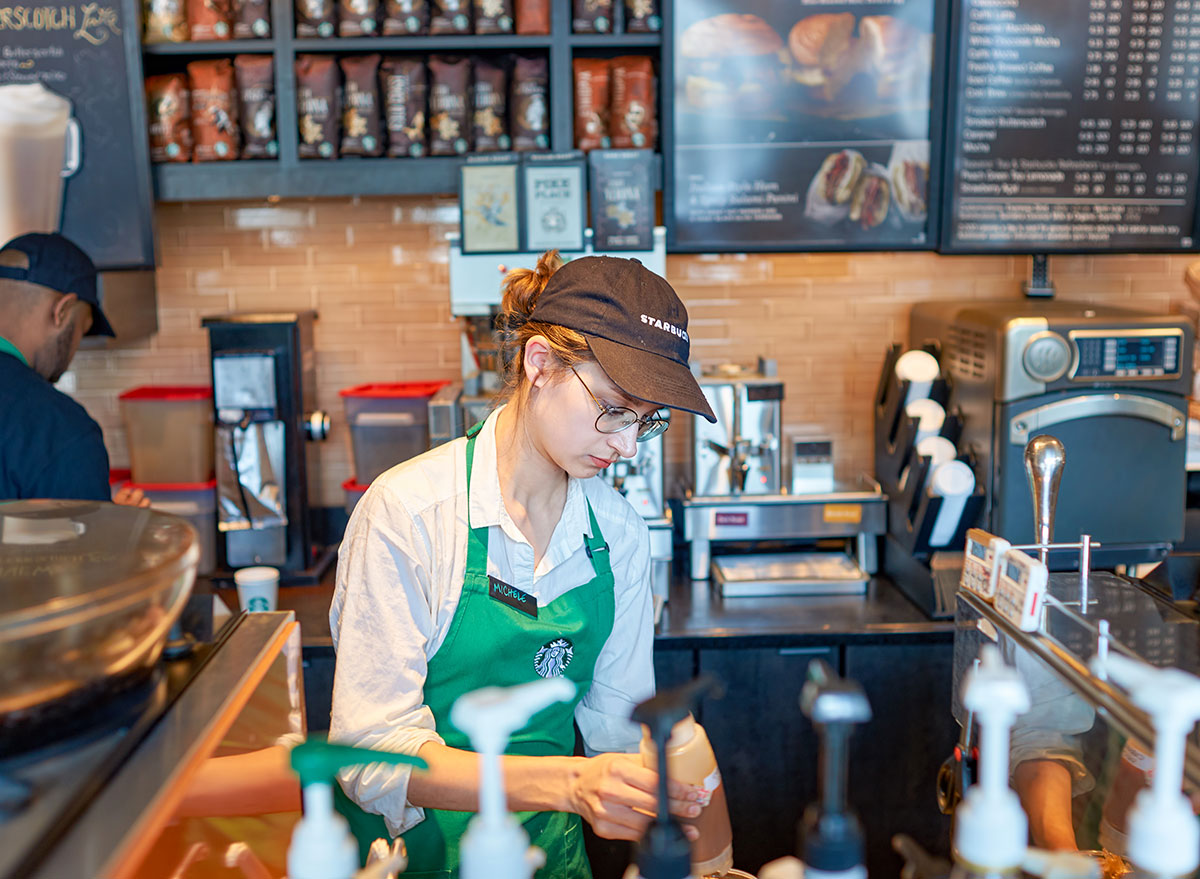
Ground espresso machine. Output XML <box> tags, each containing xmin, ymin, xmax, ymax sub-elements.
<box><xmin>597</xmin><ymin>428</ymin><xmax>674</xmax><ymax>613</ymax></box>
<box><xmin>203</xmin><ymin>312</ymin><xmax>329</xmax><ymax>580</ymax></box>
<box><xmin>682</xmin><ymin>360</ymin><xmax>886</xmax><ymax>592</ymax></box>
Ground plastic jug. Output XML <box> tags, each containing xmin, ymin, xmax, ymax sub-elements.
<box><xmin>0</xmin><ymin>83</ymin><xmax>81</xmax><ymax>245</ymax></box>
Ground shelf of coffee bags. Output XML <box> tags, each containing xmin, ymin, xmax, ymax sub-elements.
<box><xmin>290</xmin><ymin>34</ymin><xmax>554</xmax><ymax>51</ymax></box>
<box><xmin>153</xmin><ymin>156</ymin><xmax>471</xmax><ymax>199</ymax></box>
<box><xmin>143</xmin><ymin>39</ymin><xmax>275</xmax><ymax>55</ymax></box>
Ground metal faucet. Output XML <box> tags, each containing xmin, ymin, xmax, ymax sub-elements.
<box><xmin>1023</xmin><ymin>435</ymin><xmax>1065</xmax><ymax>565</ymax></box>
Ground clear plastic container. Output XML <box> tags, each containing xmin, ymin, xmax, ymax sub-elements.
<box><xmin>339</xmin><ymin>381</ymin><xmax>450</xmax><ymax>483</ymax></box>
<box><xmin>0</xmin><ymin>500</ymin><xmax>198</xmax><ymax>751</ymax></box>
<box><xmin>119</xmin><ymin>386</ymin><xmax>214</xmax><ymax>484</ymax></box>
<box><xmin>343</xmin><ymin>477</ymin><xmax>369</xmax><ymax>518</ymax></box>
<box><xmin>125</xmin><ymin>479</ymin><xmax>217</xmax><ymax>576</ymax></box>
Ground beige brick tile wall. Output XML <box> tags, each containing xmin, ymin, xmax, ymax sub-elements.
<box><xmin>68</xmin><ymin>195</ymin><xmax>1200</xmax><ymax>508</ymax></box>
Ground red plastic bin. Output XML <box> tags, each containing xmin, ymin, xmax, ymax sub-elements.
<box><xmin>118</xmin><ymin>386</ymin><xmax>214</xmax><ymax>484</ymax></box>
<box><xmin>339</xmin><ymin>381</ymin><xmax>450</xmax><ymax>482</ymax></box>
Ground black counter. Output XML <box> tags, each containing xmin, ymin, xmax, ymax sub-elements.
<box><xmin>218</xmin><ymin>573</ymin><xmax>953</xmax><ymax>653</ymax></box>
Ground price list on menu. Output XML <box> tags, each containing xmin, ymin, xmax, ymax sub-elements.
<box><xmin>942</xmin><ymin>0</ymin><xmax>1200</xmax><ymax>251</ymax></box>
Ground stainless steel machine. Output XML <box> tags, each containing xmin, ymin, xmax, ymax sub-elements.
<box><xmin>908</xmin><ymin>300</ymin><xmax>1193</xmax><ymax>569</ymax></box>
<box><xmin>684</xmin><ymin>361</ymin><xmax>887</xmax><ymax>591</ymax></box>
<box><xmin>879</xmin><ymin>300</ymin><xmax>1194</xmax><ymax>618</ymax></box>
<box><xmin>692</xmin><ymin>361</ymin><xmax>783</xmax><ymax>496</ymax></box>
<box><xmin>204</xmin><ymin>312</ymin><xmax>329</xmax><ymax>579</ymax></box>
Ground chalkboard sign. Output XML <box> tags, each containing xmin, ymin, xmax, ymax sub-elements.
<box><xmin>941</xmin><ymin>0</ymin><xmax>1200</xmax><ymax>253</ymax></box>
<box><xmin>0</xmin><ymin>0</ymin><xmax>155</xmax><ymax>269</ymax></box>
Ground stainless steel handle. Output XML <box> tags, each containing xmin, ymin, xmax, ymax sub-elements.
<box><xmin>1009</xmin><ymin>393</ymin><xmax>1186</xmax><ymax>444</ymax></box>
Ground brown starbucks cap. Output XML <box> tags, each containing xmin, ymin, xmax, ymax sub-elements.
<box><xmin>529</xmin><ymin>255</ymin><xmax>715</xmax><ymax>422</ymax></box>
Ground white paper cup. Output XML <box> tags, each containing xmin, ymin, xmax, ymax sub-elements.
<box><xmin>905</xmin><ymin>397</ymin><xmax>946</xmax><ymax>446</ymax></box>
<box><xmin>235</xmin><ymin>566</ymin><xmax>279</xmax><ymax>613</ymax></box>
<box><xmin>916</xmin><ymin>435</ymin><xmax>958</xmax><ymax>468</ymax></box>
<box><xmin>927</xmin><ymin>460</ymin><xmax>976</xmax><ymax>548</ymax></box>
<box><xmin>895</xmin><ymin>350</ymin><xmax>940</xmax><ymax>405</ymax></box>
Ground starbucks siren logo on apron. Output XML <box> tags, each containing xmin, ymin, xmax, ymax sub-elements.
<box><xmin>535</xmin><ymin>637</ymin><xmax>574</xmax><ymax>678</ymax></box>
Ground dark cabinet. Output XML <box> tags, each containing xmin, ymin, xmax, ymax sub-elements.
<box><xmin>698</xmin><ymin>646</ymin><xmax>833</xmax><ymax>874</ymax></box>
<box><xmin>846</xmin><ymin>642</ymin><xmax>955</xmax><ymax>879</ymax></box>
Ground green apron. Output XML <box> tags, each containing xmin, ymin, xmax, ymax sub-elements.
<box><xmin>335</xmin><ymin>423</ymin><xmax>617</xmax><ymax>879</ymax></box>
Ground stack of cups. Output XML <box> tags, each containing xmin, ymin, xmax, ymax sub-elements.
<box><xmin>235</xmin><ymin>566</ymin><xmax>279</xmax><ymax>613</ymax></box>
<box><xmin>894</xmin><ymin>350</ymin><xmax>940</xmax><ymax>405</ymax></box>
<box><xmin>927</xmin><ymin>461</ymin><xmax>976</xmax><ymax>547</ymax></box>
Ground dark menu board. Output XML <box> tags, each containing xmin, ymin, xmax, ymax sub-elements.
<box><xmin>0</xmin><ymin>0</ymin><xmax>155</xmax><ymax>268</ymax></box>
<box><xmin>942</xmin><ymin>0</ymin><xmax>1200</xmax><ymax>252</ymax></box>
<box><xmin>668</xmin><ymin>0</ymin><xmax>938</xmax><ymax>252</ymax></box>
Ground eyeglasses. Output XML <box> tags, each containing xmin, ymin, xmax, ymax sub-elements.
<box><xmin>570</xmin><ymin>366</ymin><xmax>668</xmax><ymax>442</ymax></box>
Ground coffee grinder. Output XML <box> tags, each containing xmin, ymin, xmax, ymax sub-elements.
<box><xmin>203</xmin><ymin>312</ymin><xmax>330</xmax><ymax>581</ymax></box>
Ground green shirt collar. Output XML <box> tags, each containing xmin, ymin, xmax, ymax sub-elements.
<box><xmin>0</xmin><ymin>334</ymin><xmax>28</xmax><ymax>367</ymax></box>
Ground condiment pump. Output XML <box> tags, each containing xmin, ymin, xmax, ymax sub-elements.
<box><xmin>953</xmin><ymin>645</ymin><xmax>1029</xmax><ymax>877</ymax></box>
<box><xmin>451</xmin><ymin>677</ymin><xmax>576</xmax><ymax>879</ymax></box>
<box><xmin>287</xmin><ymin>738</ymin><xmax>428</xmax><ymax>879</ymax></box>
<box><xmin>1089</xmin><ymin>651</ymin><xmax>1200</xmax><ymax>879</ymax></box>
<box><xmin>799</xmin><ymin>658</ymin><xmax>873</xmax><ymax>879</ymax></box>
<box><xmin>629</xmin><ymin>675</ymin><xmax>724</xmax><ymax>879</ymax></box>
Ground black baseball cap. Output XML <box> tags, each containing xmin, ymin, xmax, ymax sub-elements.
<box><xmin>0</xmin><ymin>233</ymin><xmax>113</xmax><ymax>337</ymax></box>
<box><xmin>529</xmin><ymin>256</ymin><xmax>716</xmax><ymax>422</ymax></box>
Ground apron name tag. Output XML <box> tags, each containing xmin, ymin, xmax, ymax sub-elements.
<box><xmin>488</xmin><ymin>576</ymin><xmax>538</xmax><ymax>619</ymax></box>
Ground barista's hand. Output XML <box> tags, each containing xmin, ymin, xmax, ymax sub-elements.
<box><xmin>113</xmin><ymin>485</ymin><xmax>150</xmax><ymax>507</ymax></box>
<box><xmin>569</xmin><ymin>752</ymin><xmax>703</xmax><ymax>841</ymax></box>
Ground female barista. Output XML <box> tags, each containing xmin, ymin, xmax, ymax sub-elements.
<box><xmin>329</xmin><ymin>252</ymin><xmax>718</xmax><ymax>877</ymax></box>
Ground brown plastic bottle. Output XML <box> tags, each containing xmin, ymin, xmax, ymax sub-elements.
<box><xmin>640</xmin><ymin>714</ymin><xmax>734</xmax><ymax>877</ymax></box>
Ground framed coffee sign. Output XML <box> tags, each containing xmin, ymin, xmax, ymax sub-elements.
<box><xmin>459</xmin><ymin>157</ymin><xmax>521</xmax><ymax>254</ymax></box>
<box><xmin>666</xmin><ymin>0</ymin><xmax>945</xmax><ymax>252</ymax></box>
<box><xmin>522</xmin><ymin>152</ymin><xmax>586</xmax><ymax>253</ymax></box>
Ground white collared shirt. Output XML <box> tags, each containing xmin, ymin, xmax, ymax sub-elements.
<box><xmin>329</xmin><ymin>406</ymin><xmax>654</xmax><ymax>836</ymax></box>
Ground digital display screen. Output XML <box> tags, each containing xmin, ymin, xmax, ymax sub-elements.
<box><xmin>1006</xmin><ymin>559</ymin><xmax>1024</xmax><ymax>582</ymax></box>
<box><xmin>1074</xmin><ymin>332</ymin><xmax>1181</xmax><ymax>377</ymax></box>
<box><xmin>970</xmin><ymin>540</ymin><xmax>988</xmax><ymax>561</ymax></box>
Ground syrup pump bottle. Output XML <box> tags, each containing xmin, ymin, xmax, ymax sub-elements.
<box><xmin>758</xmin><ymin>660</ymin><xmax>873</xmax><ymax>879</ymax></box>
<box><xmin>1089</xmin><ymin>652</ymin><xmax>1200</xmax><ymax>879</ymax></box>
<box><xmin>951</xmin><ymin>645</ymin><xmax>1030</xmax><ymax>879</ymax></box>
<box><xmin>628</xmin><ymin>675</ymin><xmax>725</xmax><ymax>879</ymax></box>
<box><xmin>287</xmin><ymin>738</ymin><xmax>429</xmax><ymax>879</ymax></box>
<box><xmin>798</xmin><ymin>658</ymin><xmax>873</xmax><ymax>879</ymax></box>
<box><xmin>451</xmin><ymin>677</ymin><xmax>577</xmax><ymax>879</ymax></box>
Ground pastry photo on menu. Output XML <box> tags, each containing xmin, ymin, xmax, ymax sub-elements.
<box><xmin>675</xmin><ymin>2</ymin><xmax>933</xmax><ymax>131</ymax></box>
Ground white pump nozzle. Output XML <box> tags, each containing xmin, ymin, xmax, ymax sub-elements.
<box><xmin>1089</xmin><ymin>651</ymin><xmax>1200</xmax><ymax>878</ymax></box>
<box><xmin>451</xmin><ymin>678</ymin><xmax>576</xmax><ymax>879</ymax></box>
<box><xmin>954</xmin><ymin>646</ymin><xmax>1031</xmax><ymax>872</ymax></box>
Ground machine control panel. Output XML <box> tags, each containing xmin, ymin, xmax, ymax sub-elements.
<box><xmin>1069</xmin><ymin>329</ymin><xmax>1184</xmax><ymax>380</ymax></box>
<box><xmin>960</xmin><ymin>528</ymin><xmax>1011</xmax><ymax>601</ymax></box>
<box><xmin>994</xmin><ymin>550</ymin><xmax>1048</xmax><ymax>633</ymax></box>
